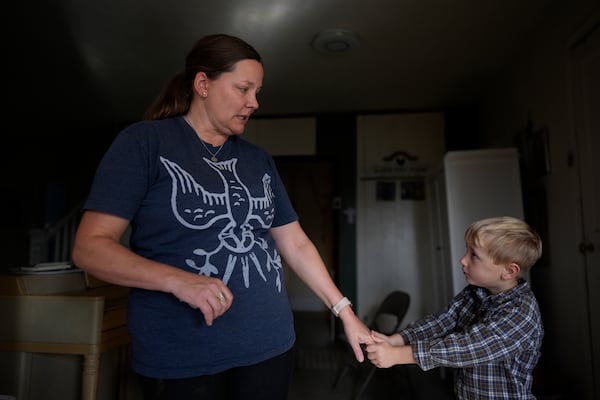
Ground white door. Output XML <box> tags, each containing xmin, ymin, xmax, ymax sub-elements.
<box><xmin>571</xmin><ymin>22</ymin><xmax>600</xmax><ymax>399</ymax></box>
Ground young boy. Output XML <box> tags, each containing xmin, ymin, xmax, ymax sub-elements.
<box><xmin>366</xmin><ymin>216</ymin><xmax>543</xmax><ymax>399</ymax></box>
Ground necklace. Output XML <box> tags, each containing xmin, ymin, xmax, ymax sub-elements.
<box><xmin>183</xmin><ymin>116</ymin><xmax>225</xmax><ymax>162</ymax></box>
<box><xmin>200</xmin><ymin>139</ymin><xmax>224</xmax><ymax>162</ymax></box>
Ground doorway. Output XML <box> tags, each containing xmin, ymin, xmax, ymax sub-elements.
<box><xmin>277</xmin><ymin>160</ymin><xmax>335</xmax><ymax>311</ymax></box>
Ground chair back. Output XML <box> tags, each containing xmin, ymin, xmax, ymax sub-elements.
<box><xmin>370</xmin><ymin>290</ymin><xmax>410</xmax><ymax>335</ymax></box>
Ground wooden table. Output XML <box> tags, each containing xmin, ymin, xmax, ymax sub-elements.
<box><xmin>0</xmin><ymin>271</ymin><xmax>130</xmax><ymax>400</ymax></box>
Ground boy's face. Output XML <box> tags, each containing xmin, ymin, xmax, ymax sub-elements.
<box><xmin>460</xmin><ymin>243</ymin><xmax>514</xmax><ymax>294</ymax></box>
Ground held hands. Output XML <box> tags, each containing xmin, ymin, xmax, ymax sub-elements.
<box><xmin>365</xmin><ymin>330</ymin><xmax>415</xmax><ymax>368</ymax></box>
<box><xmin>170</xmin><ymin>273</ymin><xmax>233</xmax><ymax>326</ymax></box>
<box><xmin>371</xmin><ymin>330</ymin><xmax>404</xmax><ymax>346</ymax></box>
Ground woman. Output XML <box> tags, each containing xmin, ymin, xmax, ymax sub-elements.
<box><xmin>72</xmin><ymin>33</ymin><xmax>371</xmax><ymax>399</ymax></box>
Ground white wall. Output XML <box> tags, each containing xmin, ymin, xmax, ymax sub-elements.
<box><xmin>356</xmin><ymin>112</ymin><xmax>445</xmax><ymax>326</ymax></box>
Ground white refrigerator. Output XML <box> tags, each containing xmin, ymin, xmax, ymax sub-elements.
<box><xmin>430</xmin><ymin>148</ymin><xmax>525</xmax><ymax>300</ymax></box>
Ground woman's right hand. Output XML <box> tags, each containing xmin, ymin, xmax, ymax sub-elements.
<box><xmin>167</xmin><ymin>273</ymin><xmax>233</xmax><ymax>326</ymax></box>
<box><xmin>73</xmin><ymin>210</ymin><xmax>233</xmax><ymax>326</ymax></box>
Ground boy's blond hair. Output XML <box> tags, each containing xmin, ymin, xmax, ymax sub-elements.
<box><xmin>464</xmin><ymin>216</ymin><xmax>542</xmax><ymax>273</ymax></box>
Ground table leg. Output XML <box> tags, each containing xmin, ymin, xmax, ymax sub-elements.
<box><xmin>81</xmin><ymin>352</ymin><xmax>100</xmax><ymax>400</ymax></box>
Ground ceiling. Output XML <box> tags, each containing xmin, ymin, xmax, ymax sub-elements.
<box><xmin>16</xmin><ymin>0</ymin><xmax>555</xmax><ymax>122</ymax></box>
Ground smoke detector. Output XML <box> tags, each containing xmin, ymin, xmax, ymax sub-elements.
<box><xmin>311</xmin><ymin>28</ymin><xmax>360</xmax><ymax>55</ymax></box>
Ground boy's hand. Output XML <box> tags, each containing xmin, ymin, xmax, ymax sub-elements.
<box><xmin>371</xmin><ymin>330</ymin><xmax>405</xmax><ymax>346</ymax></box>
<box><xmin>366</xmin><ymin>342</ymin><xmax>416</xmax><ymax>368</ymax></box>
<box><xmin>365</xmin><ymin>341</ymin><xmax>397</xmax><ymax>368</ymax></box>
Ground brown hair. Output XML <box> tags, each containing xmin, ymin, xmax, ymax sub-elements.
<box><xmin>464</xmin><ymin>216</ymin><xmax>542</xmax><ymax>273</ymax></box>
<box><xmin>144</xmin><ymin>34</ymin><xmax>262</xmax><ymax>120</ymax></box>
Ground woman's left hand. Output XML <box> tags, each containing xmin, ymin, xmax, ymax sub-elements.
<box><xmin>340</xmin><ymin>308</ymin><xmax>373</xmax><ymax>362</ymax></box>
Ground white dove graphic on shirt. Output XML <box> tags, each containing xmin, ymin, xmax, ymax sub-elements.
<box><xmin>160</xmin><ymin>156</ymin><xmax>284</xmax><ymax>291</ymax></box>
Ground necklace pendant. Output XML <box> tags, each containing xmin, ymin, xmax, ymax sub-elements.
<box><xmin>211</xmin><ymin>156</ymin><xmax>218</xmax><ymax>162</ymax></box>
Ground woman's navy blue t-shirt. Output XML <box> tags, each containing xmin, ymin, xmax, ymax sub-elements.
<box><xmin>84</xmin><ymin>117</ymin><xmax>298</xmax><ymax>378</ymax></box>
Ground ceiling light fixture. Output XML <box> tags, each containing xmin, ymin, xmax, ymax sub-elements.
<box><xmin>311</xmin><ymin>28</ymin><xmax>359</xmax><ymax>55</ymax></box>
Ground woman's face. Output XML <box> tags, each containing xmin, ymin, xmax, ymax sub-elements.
<box><xmin>205</xmin><ymin>59</ymin><xmax>263</xmax><ymax>136</ymax></box>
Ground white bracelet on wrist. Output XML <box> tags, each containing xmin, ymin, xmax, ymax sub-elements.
<box><xmin>331</xmin><ymin>296</ymin><xmax>352</xmax><ymax>317</ymax></box>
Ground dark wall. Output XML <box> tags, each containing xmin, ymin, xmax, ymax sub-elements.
<box><xmin>444</xmin><ymin>105</ymin><xmax>481</xmax><ymax>151</ymax></box>
<box><xmin>316</xmin><ymin>114</ymin><xmax>357</xmax><ymax>301</ymax></box>
<box><xmin>4</xmin><ymin>0</ymin><xmax>480</xmax><ymax>270</ymax></box>
<box><xmin>4</xmin><ymin>2</ymin><xmax>121</xmax><ymax>268</ymax></box>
